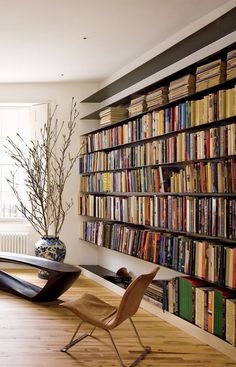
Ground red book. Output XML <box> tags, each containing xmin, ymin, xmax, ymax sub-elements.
<box><xmin>205</xmin><ymin>129</ymin><xmax>210</xmax><ymax>158</ymax></box>
<box><xmin>230</xmin><ymin>159</ymin><xmax>236</xmax><ymax>193</ymax></box>
<box><xmin>153</xmin><ymin>232</ymin><xmax>160</xmax><ymax>263</ymax></box>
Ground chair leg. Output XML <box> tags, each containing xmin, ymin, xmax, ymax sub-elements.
<box><xmin>129</xmin><ymin>317</ymin><xmax>151</xmax><ymax>352</ymax></box>
<box><xmin>107</xmin><ymin>324</ymin><xmax>151</xmax><ymax>367</ymax></box>
<box><xmin>107</xmin><ymin>330</ymin><xmax>125</xmax><ymax>367</ymax></box>
<box><xmin>61</xmin><ymin>321</ymin><xmax>96</xmax><ymax>352</ymax></box>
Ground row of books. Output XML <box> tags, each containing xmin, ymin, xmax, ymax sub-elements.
<box><xmin>99</xmin><ymin>86</ymin><xmax>169</xmax><ymax>125</ymax></box>
<box><xmin>80</xmin><ymin>160</ymin><xmax>236</xmax><ymax>194</ymax></box>
<box><xmin>144</xmin><ymin>279</ymin><xmax>166</xmax><ymax>309</ymax></box>
<box><xmin>78</xmin><ymin>194</ymin><xmax>236</xmax><ymax>239</ymax></box>
<box><xmin>167</xmin><ymin>277</ymin><xmax>236</xmax><ymax>346</ymax></box>
<box><xmin>170</xmin><ymin>160</ymin><xmax>236</xmax><ymax>193</ymax></box>
<box><xmin>83</xmin><ymin>86</ymin><xmax>236</xmax><ymax>154</ymax></box>
<box><xmin>80</xmin><ymin>166</ymin><xmax>167</xmax><ymax>193</ymax></box>
<box><xmin>97</xmin><ymin>49</ymin><xmax>235</xmax><ymax>125</ymax></box>
<box><xmin>79</xmin><ymin>123</ymin><xmax>236</xmax><ymax>173</ymax></box>
<box><xmin>227</xmin><ymin>49</ymin><xmax>236</xmax><ymax>81</ymax></box>
<box><xmin>80</xmin><ymin>221</ymin><xmax>236</xmax><ymax>288</ymax></box>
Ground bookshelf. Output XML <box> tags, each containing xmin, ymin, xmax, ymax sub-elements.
<box><xmin>79</xmin><ymin>43</ymin><xmax>236</xmax><ymax>357</ymax></box>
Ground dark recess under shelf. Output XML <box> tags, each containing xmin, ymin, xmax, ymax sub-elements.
<box><xmin>80</xmin><ymin>264</ymin><xmax>125</xmax><ymax>289</ymax></box>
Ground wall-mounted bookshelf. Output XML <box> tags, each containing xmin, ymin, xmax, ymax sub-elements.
<box><xmin>79</xmin><ymin>43</ymin><xmax>236</xmax><ymax>356</ymax></box>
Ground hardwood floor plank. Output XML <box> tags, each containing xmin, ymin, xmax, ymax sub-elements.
<box><xmin>0</xmin><ymin>269</ymin><xmax>235</xmax><ymax>367</ymax></box>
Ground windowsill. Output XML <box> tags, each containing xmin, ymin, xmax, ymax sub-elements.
<box><xmin>0</xmin><ymin>217</ymin><xmax>28</xmax><ymax>223</ymax></box>
<box><xmin>0</xmin><ymin>218</ymin><xmax>31</xmax><ymax>231</ymax></box>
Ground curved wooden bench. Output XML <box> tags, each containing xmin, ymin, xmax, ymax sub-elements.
<box><xmin>0</xmin><ymin>252</ymin><xmax>81</xmax><ymax>302</ymax></box>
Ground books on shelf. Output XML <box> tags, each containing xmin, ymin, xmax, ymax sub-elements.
<box><xmin>176</xmin><ymin>277</ymin><xmax>235</xmax><ymax>343</ymax></box>
<box><xmin>81</xmin><ymin>220</ymin><xmax>236</xmax><ymax>288</ymax></box>
<box><xmin>81</xmin><ymin>85</ymin><xmax>236</xmax><ymax>155</ymax></box>
<box><xmin>80</xmin><ymin>159</ymin><xmax>236</xmax><ymax>194</ymax></box>
<box><xmin>178</xmin><ymin>277</ymin><xmax>208</xmax><ymax>323</ymax></box>
<box><xmin>196</xmin><ymin>59</ymin><xmax>226</xmax><ymax>92</ymax></box>
<box><xmin>99</xmin><ymin>107</ymin><xmax>128</xmax><ymax>126</ymax></box>
<box><xmin>80</xmin><ymin>166</ymin><xmax>170</xmax><ymax>193</ymax></box>
<box><xmin>144</xmin><ymin>279</ymin><xmax>168</xmax><ymax>309</ymax></box>
<box><xmin>227</xmin><ymin>49</ymin><xmax>236</xmax><ymax>81</ymax></box>
<box><xmin>79</xmin><ymin>123</ymin><xmax>236</xmax><ymax>174</ymax></box>
<box><xmin>146</xmin><ymin>86</ymin><xmax>169</xmax><ymax>109</ymax></box>
<box><xmin>79</xmin><ymin>193</ymin><xmax>236</xmax><ymax>238</ymax></box>
<box><xmin>213</xmin><ymin>287</ymin><xmax>235</xmax><ymax>339</ymax></box>
<box><xmin>168</xmin><ymin>74</ymin><xmax>195</xmax><ymax>102</ymax></box>
<box><xmin>195</xmin><ymin>286</ymin><xmax>215</xmax><ymax>330</ymax></box>
<box><xmin>128</xmin><ymin>95</ymin><xmax>146</xmax><ymax>117</ymax></box>
<box><xmin>79</xmin><ymin>47</ymin><xmax>236</xmax><ymax>349</ymax></box>
<box><xmin>226</xmin><ymin>298</ymin><xmax>236</xmax><ymax>346</ymax></box>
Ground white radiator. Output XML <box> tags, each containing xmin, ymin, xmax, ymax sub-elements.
<box><xmin>0</xmin><ymin>232</ymin><xmax>29</xmax><ymax>254</ymax></box>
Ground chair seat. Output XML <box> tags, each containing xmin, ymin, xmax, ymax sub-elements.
<box><xmin>62</xmin><ymin>293</ymin><xmax>117</xmax><ymax>329</ymax></box>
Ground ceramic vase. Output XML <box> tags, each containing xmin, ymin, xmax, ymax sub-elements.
<box><xmin>35</xmin><ymin>235</ymin><xmax>66</xmax><ymax>279</ymax></box>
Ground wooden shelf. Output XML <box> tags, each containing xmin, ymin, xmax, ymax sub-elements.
<box><xmin>80</xmin><ymin>75</ymin><xmax>236</xmax><ymax>121</ymax></box>
<box><xmin>80</xmin><ymin>116</ymin><xmax>236</xmax><ymax>157</ymax></box>
<box><xmin>79</xmin><ymin>215</ymin><xmax>236</xmax><ymax>245</ymax></box>
<box><xmin>80</xmin><ymin>265</ymin><xmax>126</xmax><ymax>289</ymax></box>
<box><xmin>80</xmin><ymin>241</ymin><xmax>236</xmax><ymax>291</ymax></box>
<box><xmin>81</xmin><ymin>191</ymin><xmax>236</xmax><ymax>197</ymax></box>
<box><xmin>80</xmin><ymin>154</ymin><xmax>236</xmax><ymax>175</ymax></box>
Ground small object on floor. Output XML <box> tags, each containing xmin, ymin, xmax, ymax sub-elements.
<box><xmin>116</xmin><ymin>267</ymin><xmax>132</xmax><ymax>280</ymax></box>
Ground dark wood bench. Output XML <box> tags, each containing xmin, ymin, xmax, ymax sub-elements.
<box><xmin>0</xmin><ymin>252</ymin><xmax>81</xmax><ymax>302</ymax></box>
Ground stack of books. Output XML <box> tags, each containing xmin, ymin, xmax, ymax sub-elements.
<box><xmin>168</xmin><ymin>74</ymin><xmax>195</xmax><ymax>102</ymax></box>
<box><xmin>128</xmin><ymin>95</ymin><xmax>146</xmax><ymax>117</ymax></box>
<box><xmin>146</xmin><ymin>86</ymin><xmax>169</xmax><ymax>109</ymax></box>
<box><xmin>143</xmin><ymin>279</ymin><xmax>168</xmax><ymax>309</ymax></box>
<box><xmin>99</xmin><ymin>107</ymin><xmax>127</xmax><ymax>126</ymax></box>
<box><xmin>196</xmin><ymin>59</ymin><xmax>226</xmax><ymax>91</ymax></box>
<box><xmin>226</xmin><ymin>49</ymin><xmax>236</xmax><ymax>80</ymax></box>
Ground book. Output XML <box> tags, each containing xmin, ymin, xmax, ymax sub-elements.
<box><xmin>213</xmin><ymin>288</ymin><xmax>235</xmax><ymax>338</ymax></box>
<box><xmin>226</xmin><ymin>298</ymin><xmax>236</xmax><ymax>346</ymax></box>
<box><xmin>195</xmin><ymin>287</ymin><xmax>215</xmax><ymax>330</ymax></box>
<box><xmin>178</xmin><ymin>277</ymin><xmax>208</xmax><ymax>323</ymax></box>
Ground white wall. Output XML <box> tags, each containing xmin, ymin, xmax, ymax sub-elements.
<box><xmin>0</xmin><ymin>81</ymin><xmax>100</xmax><ymax>266</ymax></box>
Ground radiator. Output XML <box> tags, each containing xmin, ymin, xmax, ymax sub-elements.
<box><xmin>0</xmin><ymin>232</ymin><xmax>30</xmax><ymax>254</ymax></box>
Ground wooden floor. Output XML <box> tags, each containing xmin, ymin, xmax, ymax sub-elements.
<box><xmin>0</xmin><ymin>269</ymin><xmax>235</xmax><ymax>367</ymax></box>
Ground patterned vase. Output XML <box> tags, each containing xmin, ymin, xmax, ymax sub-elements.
<box><xmin>35</xmin><ymin>235</ymin><xmax>66</xmax><ymax>279</ymax></box>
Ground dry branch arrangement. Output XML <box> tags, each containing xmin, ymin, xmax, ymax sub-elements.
<box><xmin>5</xmin><ymin>98</ymin><xmax>82</xmax><ymax>237</ymax></box>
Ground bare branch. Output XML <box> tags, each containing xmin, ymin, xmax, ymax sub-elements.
<box><xmin>5</xmin><ymin>98</ymin><xmax>84</xmax><ymax>237</ymax></box>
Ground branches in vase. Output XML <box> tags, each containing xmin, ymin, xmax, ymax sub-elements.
<box><xmin>5</xmin><ymin>98</ymin><xmax>83</xmax><ymax>237</ymax></box>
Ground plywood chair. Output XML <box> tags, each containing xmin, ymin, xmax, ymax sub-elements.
<box><xmin>60</xmin><ymin>266</ymin><xmax>159</xmax><ymax>367</ymax></box>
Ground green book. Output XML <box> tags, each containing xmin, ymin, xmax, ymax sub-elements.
<box><xmin>213</xmin><ymin>288</ymin><xmax>234</xmax><ymax>338</ymax></box>
<box><xmin>178</xmin><ymin>277</ymin><xmax>207</xmax><ymax>323</ymax></box>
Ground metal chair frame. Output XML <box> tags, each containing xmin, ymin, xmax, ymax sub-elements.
<box><xmin>61</xmin><ymin>317</ymin><xmax>151</xmax><ymax>367</ymax></box>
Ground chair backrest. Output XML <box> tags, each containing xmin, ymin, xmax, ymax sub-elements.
<box><xmin>112</xmin><ymin>267</ymin><xmax>160</xmax><ymax>327</ymax></box>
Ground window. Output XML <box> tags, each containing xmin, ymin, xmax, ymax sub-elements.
<box><xmin>0</xmin><ymin>106</ymin><xmax>32</xmax><ymax>219</ymax></box>
<box><xmin>0</xmin><ymin>103</ymin><xmax>48</xmax><ymax>221</ymax></box>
